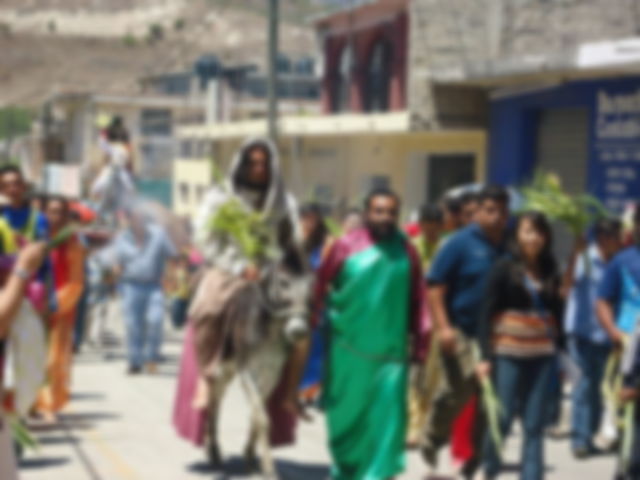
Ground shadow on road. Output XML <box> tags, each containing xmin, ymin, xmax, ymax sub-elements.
<box><xmin>36</xmin><ymin>435</ymin><xmax>82</xmax><ymax>446</ymax></box>
<box><xmin>29</xmin><ymin>411</ymin><xmax>121</xmax><ymax>434</ymax></box>
<box><xmin>277</xmin><ymin>459</ymin><xmax>330</xmax><ymax>480</ymax></box>
<box><xmin>501</xmin><ymin>462</ymin><xmax>554</xmax><ymax>474</ymax></box>
<box><xmin>70</xmin><ymin>391</ymin><xmax>107</xmax><ymax>402</ymax></box>
<box><xmin>20</xmin><ymin>456</ymin><xmax>70</xmax><ymax>469</ymax></box>
<box><xmin>186</xmin><ymin>456</ymin><xmax>330</xmax><ymax>479</ymax></box>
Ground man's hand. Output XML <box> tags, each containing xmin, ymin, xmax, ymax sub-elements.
<box><xmin>283</xmin><ymin>396</ymin><xmax>312</xmax><ymax>422</ymax></box>
<box><xmin>475</xmin><ymin>361</ymin><xmax>492</xmax><ymax>380</ymax></box>
<box><xmin>438</xmin><ymin>326</ymin><xmax>457</xmax><ymax>355</ymax></box>
<box><xmin>15</xmin><ymin>242</ymin><xmax>46</xmax><ymax>275</ymax></box>
<box><xmin>620</xmin><ymin>387</ymin><xmax>639</xmax><ymax>403</ymax></box>
<box><xmin>243</xmin><ymin>264</ymin><xmax>260</xmax><ymax>282</ymax></box>
<box><xmin>611</xmin><ymin>328</ymin><xmax>626</xmax><ymax>350</ymax></box>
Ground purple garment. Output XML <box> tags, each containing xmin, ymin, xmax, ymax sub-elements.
<box><xmin>173</xmin><ymin>322</ymin><xmax>206</xmax><ymax>446</ymax></box>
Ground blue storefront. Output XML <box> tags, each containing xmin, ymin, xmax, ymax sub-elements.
<box><xmin>489</xmin><ymin>76</ymin><xmax>640</xmax><ymax>213</ymax></box>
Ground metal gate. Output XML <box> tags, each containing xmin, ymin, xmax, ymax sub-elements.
<box><xmin>535</xmin><ymin>107</ymin><xmax>589</xmax><ymax>263</ymax></box>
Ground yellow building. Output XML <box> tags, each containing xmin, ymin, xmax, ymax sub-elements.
<box><xmin>175</xmin><ymin>112</ymin><xmax>485</xmax><ymax>218</ymax></box>
<box><xmin>173</xmin><ymin>0</ymin><xmax>489</xmax><ymax>219</ymax></box>
<box><xmin>172</xmin><ymin>158</ymin><xmax>213</xmax><ymax>218</ymax></box>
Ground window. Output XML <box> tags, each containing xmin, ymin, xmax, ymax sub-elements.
<box><xmin>427</xmin><ymin>154</ymin><xmax>475</xmax><ymax>202</ymax></box>
<box><xmin>140</xmin><ymin>109</ymin><xmax>173</xmax><ymax>136</ymax></box>
<box><xmin>361</xmin><ymin>175</ymin><xmax>390</xmax><ymax>196</ymax></box>
<box><xmin>180</xmin><ymin>139</ymin><xmax>193</xmax><ymax>158</ymax></box>
<box><xmin>196</xmin><ymin>185</ymin><xmax>208</xmax><ymax>203</ymax></box>
<box><xmin>313</xmin><ymin>184</ymin><xmax>334</xmax><ymax>205</ymax></box>
<box><xmin>364</xmin><ymin>38</ymin><xmax>392</xmax><ymax>112</ymax></box>
<box><xmin>179</xmin><ymin>182</ymin><xmax>190</xmax><ymax>203</ymax></box>
<box><xmin>332</xmin><ymin>45</ymin><xmax>353</xmax><ymax>113</ymax></box>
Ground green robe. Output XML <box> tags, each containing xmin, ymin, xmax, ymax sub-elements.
<box><xmin>317</xmin><ymin>229</ymin><xmax>427</xmax><ymax>480</ymax></box>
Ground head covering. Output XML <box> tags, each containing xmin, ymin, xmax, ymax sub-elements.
<box><xmin>225</xmin><ymin>137</ymin><xmax>300</xmax><ymax>240</ymax></box>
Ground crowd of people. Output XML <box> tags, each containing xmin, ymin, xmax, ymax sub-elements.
<box><xmin>167</xmin><ymin>136</ymin><xmax>640</xmax><ymax>480</ymax></box>
<box><xmin>0</xmin><ymin>132</ymin><xmax>639</xmax><ymax>480</ymax></box>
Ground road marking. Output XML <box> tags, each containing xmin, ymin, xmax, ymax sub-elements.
<box><xmin>60</xmin><ymin>405</ymin><xmax>140</xmax><ymax>480</ymax></box>
<box><xmin>85</xmin><ymin>428</ymin><xmax>141</xmax><ymax>480</ymax></box>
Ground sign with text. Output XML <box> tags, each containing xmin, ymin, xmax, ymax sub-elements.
<box><xmin>44</xmin><ymin>164</ymin><xmax>82</xmax><ymax>198</ymax></box>
<box><xmin>592</xmin><ymin>86</ymin><xmax>640</xmax><ymax>212</ymax></box>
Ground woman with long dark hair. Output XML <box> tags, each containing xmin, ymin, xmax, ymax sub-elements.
<box><xmin>298</xmin><ymin>203</ymin><xmax>331</xmax><ymax>403</ymax></box>
<box><xmin>477</xmin><ymin>211</ymin><xmax>563</xmax><ymax>480</ymax></box>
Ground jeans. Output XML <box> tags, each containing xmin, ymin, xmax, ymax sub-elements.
<box><xmin>569</xmin><ymin>337</ymin><xmax>611</xmax><ymax>450</ymax></box>
<box><xmin>170</xmin><ymin>298</ymin><xmax>189</xmax><ymax>330</ymax></box>
<box><xmin>484</xmin><ymin>356</ymin><xmax>554</xmax><ymax>480</ymax></box>
<box><xmin>121</xmin><ymin>283</ymin><xmax>165</xmax><ymax>368</ymax></box>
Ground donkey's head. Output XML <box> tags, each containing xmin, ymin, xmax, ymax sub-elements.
<box><xmin>260</xmin><ymin>261</ymin><xmax>312</xmax><ymax>345</ymax></box>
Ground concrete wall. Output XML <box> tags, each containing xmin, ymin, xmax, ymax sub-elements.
<box><xmin>408</xmin><ymin>0</ymin><xmax>640</xmax><ymax>129</ymax></box>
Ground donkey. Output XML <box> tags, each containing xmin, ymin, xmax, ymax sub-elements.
<box><xmin>204</xmin><ymin>259</ymin><xmax>312</xmax><ymax>478</ymax></box>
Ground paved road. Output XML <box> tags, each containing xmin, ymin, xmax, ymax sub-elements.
<box><xmin>19</xmin><ymin>307</ymin><xmax>616</xmax><ymax>480</ymax></box>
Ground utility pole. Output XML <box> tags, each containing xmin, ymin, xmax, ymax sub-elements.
<box><xmin>267</xmin><ymin>0</ymin><xmax>279</xmax><ymax>141</ymax></box>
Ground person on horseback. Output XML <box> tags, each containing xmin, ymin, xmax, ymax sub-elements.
<box><xmin>90</xmin><ymin>116</ymin><xmax>136</xmax><ymax>227</ymax></box>
<box><xmin>173</xmin><ymin>137</ymin><xmax>311</xmax><ymax>469</ymax></box>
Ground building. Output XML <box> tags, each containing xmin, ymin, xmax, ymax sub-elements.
<box><xmin>142</xmin><ymin>54</ymin><xmax>321</xmax><ymax>122</ymax></box>
<box><xmin>417</xmin><ymin>0</ymin><xmax>640</xmax><ymax>215</ymax></box>
<box><xmin>46</xmin><ymin>91</ymin><xmax>204</xmax><ymax>205</ymax></box>
<box><xmin>175</xmin><ymin>0</ymin><xmax>489</xmax><ymax>218</ymax></box>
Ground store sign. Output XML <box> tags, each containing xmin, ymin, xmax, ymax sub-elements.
<box><xmin>578</xmin><ymin>37</ymin><xmax>640</xmax><ymax>69</ymax></box>
<box><xmin>44</xmin><ymin>164</ymin><xmax>81</xmax><ymax>198</ymax></box>
<box><xmin>593</xmin><ymin>87</ymin><xmax>640</xmax><ymax>212</ymax></box>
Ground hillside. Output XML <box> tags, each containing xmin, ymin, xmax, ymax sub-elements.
<box><xmin>0</xmin><ymin>0</ymin><xmax>328</xmax><ymax>107</ymax></box>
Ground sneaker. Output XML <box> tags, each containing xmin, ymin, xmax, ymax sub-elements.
<box><xmin>420</xmin><ymin>444</ymin><xmax>438</xmax><ymax>468</ymax></box>
<box><xmin>573</xmin><ymin>445</ymin><xmax>596</xmax><ymax>459</ymax></box>
<box><xmin>127</xmin><ymin>365</ymin><xmax>142</xmax><ymax>375</ymax></box>
<box><xmin>146</xmin><ymin>362</ymin><xmax>158</xmax><ymax>374</ymax></box>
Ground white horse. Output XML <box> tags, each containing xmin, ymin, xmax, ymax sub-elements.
<box><xmin>90</xmin><ymin>144</ymin><xmax>136</xmax><ymax>226</ymax></box>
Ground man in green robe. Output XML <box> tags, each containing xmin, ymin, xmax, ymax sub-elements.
<box><xmin>315</xmin><ymin>188</ymin><xmax>430</xmax><ymax>480</ymax></box>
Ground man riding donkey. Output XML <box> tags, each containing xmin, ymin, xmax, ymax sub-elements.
<box><xmin>173</xmin><ymin>138</ymin><xmax>312</xmax><ymax>475</ymax></box>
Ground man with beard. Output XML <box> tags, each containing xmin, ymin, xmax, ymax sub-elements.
<box><xmin>314</xmin><ymin>188</ymin><xmax>429</xmax><ymax>480</ymax></box>
<box><xmin>173</xmin><ymin>138</ymin><xmax>310</xmax><ymax>459</ymax></box>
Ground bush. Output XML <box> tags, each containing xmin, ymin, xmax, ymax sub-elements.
<box><xmin>122</xmin><ymin>34</ymin><xmax>137</xmax><ymax>47</ymax></box>
<box><xmin>0</xmin><ymin>22</ymin><xmax>12</xmax><ymax>36</ymax></box>
<box><xmin>0</xmin><ymin>107</ymin><xmax>34</xmax><ymax>140</ymax></box>
<box><xmin>147</xmin><ymin>23</ymin><xmax>164</xmax><ymax>43</ymax></box>
<box><xmin>174</xmin><ymin>18</ymin><xmax>185</xmax><ymax>31</ymax></box>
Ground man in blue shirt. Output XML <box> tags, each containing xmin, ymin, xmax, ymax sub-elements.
<box><xmin>422</xmin><ymin>185</ymin><xmax>509</xmax><ymax>472</ymax></box>
<box><xmin>565</xmin><ymin>218</ymin><xmax>622</xmax><ymax>458</ymax></box>
<box><xmin>597</xmin><ymin>205</ymin><xmax>640</xmax><ymax>349</ymax></box>
<box><xmin>109</xmin><ymin>208</ymin><xmax>178</xmax><ymax>374</ymax></box>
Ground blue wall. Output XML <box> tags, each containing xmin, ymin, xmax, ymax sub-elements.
<box><xmin>489</xmin><ymin>77</ymin><xmax>640</xmax><ymax>212</ymax></box>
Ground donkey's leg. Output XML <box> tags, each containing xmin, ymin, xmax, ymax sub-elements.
<box><xmin>206</xmin><ymin>364</ymin><xmax>234</xmax><ymax>468</ymax></box>
<box><xmin>238</xmin><ymin>370</ymin><xmax>276</xmax><ymax>479</ymax></box>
